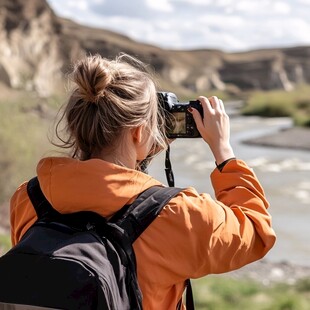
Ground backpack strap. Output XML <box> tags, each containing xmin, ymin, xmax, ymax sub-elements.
<box><xmin>27</xmin><ymin>177</ymin><xmax>60</xmax><ymax>219</ymax></box>
<box><xmin>111</xmin><ymin>186</ymin><xmax>195</xmax><ymax>310</ymax></box>
<box><xmin>110</xmin><ymin>185</ymin><xmax>182</xmax><ymax>243</ymax></box>
<box><xmin>27</xmin><ymin>177</ymin><xmax>108</xmax><ymax>230</ymax></box>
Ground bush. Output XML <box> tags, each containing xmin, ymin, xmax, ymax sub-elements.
<box><xmin>242</xmin><ymin>91</ymin><xmax>294</xmax><ymax>117</ymax></box>
<box><xmin>242</xmin><ymin>85</ymin><xmax>310</xmax><ymax>127</ymax></box>
<box><xmin>295</xmin><ymin>278</ymin><xmax>310</xmax><ymax>293</ymax></box>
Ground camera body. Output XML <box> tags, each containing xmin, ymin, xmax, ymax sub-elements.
<box><xmin>158</xmin><ymin>92</ymin><xmax>203</xmax><ymax>138</ymax></box>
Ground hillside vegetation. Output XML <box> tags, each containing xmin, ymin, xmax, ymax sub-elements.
<box><xmin>0</xmin><ymin>87</ymin><xmax>62</xmax><ymax>205</ymax></box>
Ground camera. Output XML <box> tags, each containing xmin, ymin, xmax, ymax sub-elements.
<box><xmin>157</xmin><ymin>92</ymin><xmax>203</xmax><ymax>138</ymax></box>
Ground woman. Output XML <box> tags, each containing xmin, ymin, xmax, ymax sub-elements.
<box><xmin>10</xmin><ymin>54</ymin><xmax>276</xmax><ymax>309</ymax></box>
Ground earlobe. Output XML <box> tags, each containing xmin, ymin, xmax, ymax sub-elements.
<box><xmin>131</xmin><ymin>125</ymin><xmax>144</xmax><ymax>144</ymax></box>
<box><xmin>131</xmin><ymin>124</ymin><xmax>153</xmax><ymax>162</ymax></box>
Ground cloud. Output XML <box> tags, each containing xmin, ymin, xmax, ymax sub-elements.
<box><xmin>146</xmin><ymin>0</ymin><xmax>173</xmax><ymax>12</ymax></box>
<box><xmin>297</xmin><ymin>0</ymin><xmax>310</xmax><ymax>4</ymax></box>
<box><xmin>89</xmin><ymin>0</ymin><xmax>155</xmax><ymax>18</ymax></box>
<box><xmin>47</xmin><ymin>0</ymin><xmax>310</xmax><ymax>51</ymax></box>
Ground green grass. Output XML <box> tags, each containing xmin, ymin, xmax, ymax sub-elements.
<box><xmin>192</xmin><ymin>275</ymin><xmax>310</xmax><ymax>310</ymax></box>
<box><xmin>242</xmin><ymin>84</ymin><xmax>310</xmax><ymax>127</ymax></box>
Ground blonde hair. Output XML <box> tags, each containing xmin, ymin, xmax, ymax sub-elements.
<box><xmin>55</xmin><ymin>53</ymin><xmax>167</xmax><ymax>162</ymax></box>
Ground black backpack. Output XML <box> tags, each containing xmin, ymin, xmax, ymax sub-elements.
<box><xmin>0</xmin><ymin>177</ymin><xmax>194</xmax><ymax>310</ymax></box>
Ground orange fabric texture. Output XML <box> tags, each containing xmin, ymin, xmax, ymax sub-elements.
<box><xmin>10</xmin><ymin>157</ymin><xmax>276</xmax><ymax>310</ymax></box>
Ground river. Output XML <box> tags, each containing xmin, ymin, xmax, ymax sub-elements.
<box><xmin>148</xmin><ymin>110</ymin><xmax>310</xmax><ymax>267</ymax></box>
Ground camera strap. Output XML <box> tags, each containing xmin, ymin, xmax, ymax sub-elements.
<box><xmin>165</xmin><ymin>145</ymin><xmax>175</xmax><ymax>187</ymax></box>
<box><xmin>164</xmin><ymin>146</ymin><xmax>195</xmax><ymax>310</ymax></box>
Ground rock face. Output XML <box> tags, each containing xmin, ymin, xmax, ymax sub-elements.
<box><xmin>1</xmin><ymin>0</ymin><xmax>310</xmax><ymax>97</ymax></box>
<box><xmin>220</xmin><ymin>48</ymin><xmax>310</xmax><ymax>91</ymax></box>
<box><xmin>0</xmin><ymin>0</ymin><xmax>64</xmax><ymax>96</ymax></box>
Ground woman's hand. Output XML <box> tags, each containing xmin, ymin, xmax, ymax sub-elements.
<box><xmin>189</xmin><ymin>96</ymin><xmax>235</xmax><ymax>165</ymax></box>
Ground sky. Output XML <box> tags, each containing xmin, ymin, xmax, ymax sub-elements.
<box><xmin>47</xmin><ymin>0</ymin><xmax>310</xmax><ymax>52</ymax></box>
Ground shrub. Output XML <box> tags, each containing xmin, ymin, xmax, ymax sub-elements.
<box><xmin>242</xmin><ymin>85</ymin><xmax>310</xmax><ymax>127</ymax></box>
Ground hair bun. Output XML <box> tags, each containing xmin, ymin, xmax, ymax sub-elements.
<box><xmin>73</xmin><ymin>55</ymin><xmax>113</xmax><ymax>103</ymax></box>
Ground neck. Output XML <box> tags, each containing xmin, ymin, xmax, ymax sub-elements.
<box><xmin>95</xmin><ymin>152</ymin><xmax>135</xmax><ymax>169</ymax></box>
<box><xmin>91</xmin><ymin>141</ymin><xmax>137</xmax><ymax>170</ymax></box>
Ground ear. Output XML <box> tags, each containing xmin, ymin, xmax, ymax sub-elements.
<box><xmin>131</xmin><ymin>125</ymin><xmax>144</xmax><ymax>144</ymax></box>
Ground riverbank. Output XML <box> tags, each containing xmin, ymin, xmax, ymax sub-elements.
<box><xmin>243</xmin><ymin>126</ymin><xmax>310</xmax><ymax>151</ymax></box>
<box><xmin>223</xmin><ymin>259</ymin><xmax>310</xmax><ymax>285</ymax></box>
<box><xmin>234</xmin><ymin>122</ymin><xmax>310</xmax><ymax>285</ymax></box>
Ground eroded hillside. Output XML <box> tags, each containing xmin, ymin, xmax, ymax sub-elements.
<box><xmin>1</xmin><ymin>0</ymin><xmax>310</xmax><ymax>97</ymax></box>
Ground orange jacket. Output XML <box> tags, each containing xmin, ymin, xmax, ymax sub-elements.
<box><xmin>10</xmin><ymin>157</ymin><xmax>276</xmax><ymax>309</ymax></box>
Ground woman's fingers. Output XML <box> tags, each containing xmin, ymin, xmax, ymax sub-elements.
<box><xmin>188</xmin><ymin>95</ymin><xmax>234</xmax><ymax>163</ymax></box>
<box><xmin>197</xmin><ymin>96</ymin><xmax>212</xmax><ymax>116</ymax></box>
<box><xmin>189</xmin><ymin>105</ymin><xmax>204</xmax><ymax>133</ymax></box>
<box><xmin>219</xmin><ymin>99</ymin><xmax>225</xmax><ymax>112</ymax></box>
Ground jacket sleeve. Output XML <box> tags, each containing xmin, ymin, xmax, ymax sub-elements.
<box><xmin>134</xmin><ymin>159</ymin><xmax>276</xmax><ymax>286</ymax></box>
<box><xmin>10</xmin><ymin>182</ymin><xmax>37</xmax><ymax>246</ymax></box>
<box><xmin>207</xmin><ymin>158</ymin><xmax>276</xmax><ymax>273</ymax></box>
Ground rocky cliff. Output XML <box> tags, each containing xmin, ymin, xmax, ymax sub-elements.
<box><xmin>0</xmin><ymin>0</ymin><xmax>65</xmax><ymax>96</ymax></box>
<box><xmin>1</xmin><ymin>0</ymin><xmax>310</xmax><ymax>97</ymax></box>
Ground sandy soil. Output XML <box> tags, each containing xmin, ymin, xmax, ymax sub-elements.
<box><xmin>243</xmin><ymin>126</ymin><xmax>310</xmax><ymax>151</ymax></box>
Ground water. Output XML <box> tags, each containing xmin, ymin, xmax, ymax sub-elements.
<box><xmin>148</xmin><ymin>114</ymin><xmax>310</xmax><ymax>267</ymax></box>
